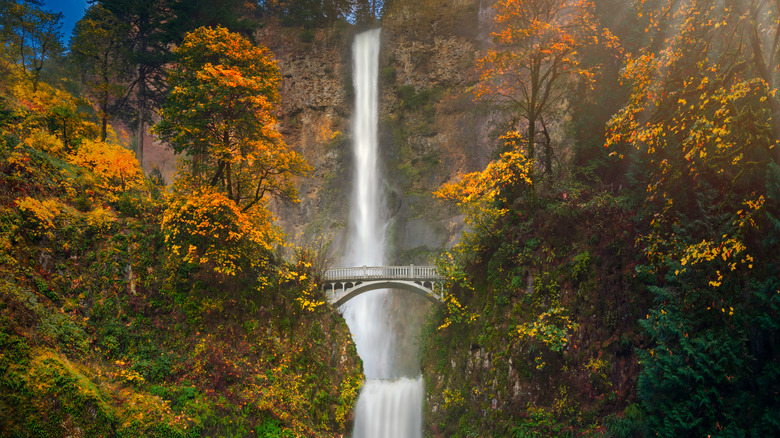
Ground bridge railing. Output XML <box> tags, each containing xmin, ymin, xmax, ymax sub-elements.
<box><xmin>323</xmin><ymin>265</ymin><xmax>442</xmax><ymax>281</ymax></box>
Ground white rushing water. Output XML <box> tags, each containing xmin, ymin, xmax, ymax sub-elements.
<box><xmin>341</xmin><ymin>28</ymin><xmax>424</xmax><ymax>438</ymax></box>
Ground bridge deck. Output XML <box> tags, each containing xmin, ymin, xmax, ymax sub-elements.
<box><xmin>323</xmin><ymin>265</ymin><xmax>442</xmax><ymax>282</ymax></box>
<box><xmin>322</xmin><ymin>265</ymin><xmax>445</xmax><ymax>306</ymax></box>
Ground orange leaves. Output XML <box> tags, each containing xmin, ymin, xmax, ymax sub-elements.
<box><xmin>15</xmin><ymin>197</ymin><xmax>61</xmax><ymax>237</ymax></box>
<box><xmin>435</xmin><ymin>148</ymin><xmax>532</xmax><ymax>206</ymax></box>
<box><xmin>477</xmin><ymin>0</ymin><xmax>620</xmax><ymax>177</ymax></box>
<box><xmin>154</xmin><ymin>25</ymin><xmax>309</xmax><ymax>210</ymax></box>
<box><xmin>69</xmin><ymin>135</ymin><xmax>143</xmax><ymax>201</ymax></box>
<box><xmin>436</xmin><ymin>132</ymin><xmax>532</xmax><ymax>231</ymax></box>
<box><xmin>162</xmin><ymin>187</ymin><xmax>282</xmax><ymax>276</ymax></box>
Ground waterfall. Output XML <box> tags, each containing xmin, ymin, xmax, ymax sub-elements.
<box><xmin>341</xmin><ymin>28</ymin><xmax>424</xmax><ymax>438</ymax></box>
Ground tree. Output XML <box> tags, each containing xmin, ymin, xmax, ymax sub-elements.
<box><xmin>435</xmin><ymin>132</ymin><xmax>533</xmax><ymax>256</ymax></box>
<box><xmin>155</xmin><ymin>25</ymin><xmax>309</xmax><ymax>209</ymax></box>
<box><xmin>70</xmin><ymin>4</ymin><xmax>132</xmax><ymax>141</ymax></box>
<box><xmin>259</xmin><ymin>0</ymin><xmax>383</xmax><ymax>27</ymax></box>
<box><xmin>0</xmin><ymin>0</ymin><xmax>62</xmax><ymax>91</ymax></box>
<box><xmin>740</xmin><ymin>0</ymin><xmax>780</xmax><ymax>164</ymax></box>
<box><xmin>476</xmin><ymin>0</ymin><xmax>618</xmax><ymax>181</ymax></box>
<box><xmin>69</xmin><ymin>133</ymin><xmax>144</xmax><ymax>199</ymax></box>
<box><xmin>167</xmin><ymin>0</ymin><xmax>258</xmax><ymax>36</ymax></box>
<box><xmin>98</xmin><ymin>0</ymin><xmax>174</xmax><ymax>170</ymax></box>
<box><xmin>97</xmin><ymin>0</ymin><xmax>262</xmax><ymax>169</ymax></box>
<box><xmin>153</xmin><ymin>26</ymin><xmax>309</xmax><ymax>275</ymax></box>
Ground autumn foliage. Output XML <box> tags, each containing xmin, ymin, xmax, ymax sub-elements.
<box><xmin>162</xmin><ymin>187</ymin><xmax>281</xmax><ymax>276</ymax></box>
<box><xmin>155</xmin><ymin>26</ymin><xmax>310</xmax><ymax>276</ymax></box>
<box><xmin>69</xmin><ymin>135</ymin><xmax>144</xmax><ymax>199</ymax></box>
<box><xmin>476</xmin><ymin>0</ymin><xmax>619</xmax><ymax>177</ymax></box>
<box><xmin>0</xmin><ymin>9</ymin><xmax>360</xmax><ymax>436</ymax></box>
<box><xmin>431</xmin><ymin>0</ymin><xmax>780</xmax><ymax>436</ymax></box>
<box><xmin>154</xmin><ymin>26</ymin><xmax>309</xmax><ymax>210</ymax></box>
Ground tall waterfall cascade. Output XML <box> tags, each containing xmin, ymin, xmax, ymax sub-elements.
<box><xmin>340</xmin><ymin>29</ymin><xmax>424</xmax><ymax>438</ymax></box>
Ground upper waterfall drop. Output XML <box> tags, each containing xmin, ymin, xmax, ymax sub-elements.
<box><xmin>345</xmin><ymin>27</ymin><xmax>385</xmax><ymax>268</ymax></box>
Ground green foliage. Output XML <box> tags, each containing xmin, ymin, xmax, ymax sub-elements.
<box><xmin>154</xmin><ymin>25</ymin><xmax>309</xmax><ymax>207</ymax></box>
<box><xmin>510</xmin><ymin>407</ymin><xmax>571</xmax><ymax>438</ymax></box>
<box><xmin>632</xmin><ymin>275</ymin><xmax>780</xmax><ymax>437</ymax></box>
<box><xmin>397</xmin><ymin>84</ymin><xmax>438</xmax><ymax>111</ymax></box>
<box><xmin>255</xmin><ymin>416</ymin><xmax>294</xmax><ymax>437</ymax></box>
<box><xmin>515</xmin><ymin>306</ymin><xmax>577</xmax><ymax>355</ymax></box>
<box><xmin>0</xmin><ymin>0</ymin><xmax>63</xmax><ymax>91</ymax></box>
<box><xmin>605</xmin><ymin>404</ymin><xmax>648</xmax><ymax>438</ymax></box>
<box><xmin>69</xmin><ymin>3</ymin><xmax>132</xmax><ymax>140</ymax></box>
<box><xmin>426</xmin><ymin>160</ymin><xmax>642</xmax><ymax>435</ymax></box>
<box><xmin>570</xmin><ymin>251</ymin><xmax>592</xmax><ymax>285</ymax></box>
<box><xmin>261</xmin><ymin>0</ymin><xmax>382</xmax><ymax>28</ymax></box>
<box><xmin>380</xmin><ymin>66</ymin><xmax>396</xmax><ymax>84</ymax></box>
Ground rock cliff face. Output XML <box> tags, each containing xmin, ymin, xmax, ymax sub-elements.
<box><xmin>254</xmin><ymin>23</ymin><xmax>353</xmax><ymax>256</ymax></box>
<box><xmin>259</xmin><ymin>0</ymin><xmax>498</xmax><ymax>265</ymax></box>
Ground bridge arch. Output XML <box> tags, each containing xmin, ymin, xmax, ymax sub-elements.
<box><xmin>327</xmin><ymin>280</ymin><xmax>442</xmax><ymax>307</ymax></box>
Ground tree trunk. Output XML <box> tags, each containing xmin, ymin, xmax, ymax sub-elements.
<box><xmin>541</xmin><ymin>118</ymin><xmax>552</xmax><ymax>175</ymax></box>
<box><xmin>527</xmin><ymin>118</ymin><xmax>536</xmax><ymax>186</ymax></box>
<box><xmin>101</xmin><ymin>71</ymin><xmax>109</xmax><ymax>142</ymax></box>
<box><xmin>226</xmin><ymin>161</ymin><xmax>234</xmax><ymax>201</ymax></box>
<box><xmin>767</xmin><ymin>97</ymin><xmax>780</xmax><ymax>165</ymax></box>
<box><xmin>747</xmin><ymin>7</ymin><xmax>780</xmax><ymax>164</ymax></box>
<box><xmin>101</xmin><ymin>93</ymin><xmax>108</xmax><ymax>142</ymax></box>
<box><xmin>61</xmin><ymin>118</ymin><xmax>69</xmax><ymax>151</ymax></box>
<box><xmin>136</xmin><ymin>75</ymin><xmax>145</xmax><ymax>172</ymax></box>
<box><xmin>136</xmin><ymin>104</ymin><xmax>144</xmax><ymax>171</ymax></box>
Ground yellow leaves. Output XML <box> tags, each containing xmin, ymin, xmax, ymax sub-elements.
<box><xmin>117</xmin><ymin>368</ymin><xmax>146</xmax><ymax>386</ymax></box>
<box><xmin>677</xmin><ymin>234</ymin><xmax>756</xmax><ymax>288</ymax></box>
<box><xmin>680</xmin><ymin>238</ymin><xmax>746</xmax><ymax>266</ymax></box>
<box><xmin>69</xmin><ymin>133</ymin><xmax>143</xmax><ymax>202</ymax></box>
<box><xmin>515</xmin><ymin>306</ymin><xmax>577</xmax><ymax>352</ymax></box>
<box><xmin>24</xmin><ymin>128</ymin><xmax>64</xmax><ymax>157</ymax></box>
<box><xmin>733</xmin><ymin>195</ymin><xmax>766</xmax><ymax>229</ymax></box>
<box><xmin>435</xmin><ymin>141</ymin><xmax>532</xmax><ymax>208</ymax></box>
<box><xmin>478</xmin><ymin>0</ymin><xmax>612</xmax><ymax>115</ymax></box>
<box><xmin>85</xmin><ymin>206</ymin><xmax>117</xmax><ymax>234</ymax></box>
<box><xmin>441</xmin><ymin>388</ymin><xmax>466</xmax><ymax>410</ymax></box>
<box><xmin>743</xmin><ymin>196</ymin><xmax>765</xmax><ymax>212</ymax></box>
<box><xmin>15</xmin><ymin>197</ymin><xmax>61</xmax><ymax>238</ymax></box>
<box><xmin>295</xmin><ymin>295</ymin><xmax>323</xmax><ymax>312</ymax></box>
<box><xmin>155</xmin><ymin>25</ymin><xmax>310</xmax><ymax>225</ymax></box>
<box><xmin>161</xmin><ymin>188</ymin><xmax>282</xmax><ymax>276</ymax></box>
<box><xmin>435</xmin><ymin>284</ymin><xmax>479</xmax><ymax>331</ymax></box>
<box><xmin>277</xmin><ymin>256</ymin><xmax>324</xmax><ymax>313</ymax></box>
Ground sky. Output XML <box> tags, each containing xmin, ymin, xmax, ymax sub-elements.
<box><xmin>42</xmin><ymin>0</ymin><xmax>89</xmax><ymax>44</ymax></box>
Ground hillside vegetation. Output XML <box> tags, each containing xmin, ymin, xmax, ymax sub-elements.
<box><xmin>422</xmin><ymin>0</ymin><xmax>780</xmax><ymax>436</ymax></box>
<box><xmin>0</xmin><ymin>12</ymin><xmax>361</xmax><ymax>438</ymax></box>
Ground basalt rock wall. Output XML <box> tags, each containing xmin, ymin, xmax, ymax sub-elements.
<box><xmin>259</xmin><ymin>0</ymin><xmax>500</xmax><ymax>265</ymax></box>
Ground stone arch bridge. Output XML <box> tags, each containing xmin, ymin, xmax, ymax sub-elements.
<box><xmin>322</xmin><ymin>265</ymin><xmax>445</xmax><ymax>307</ymax></box>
